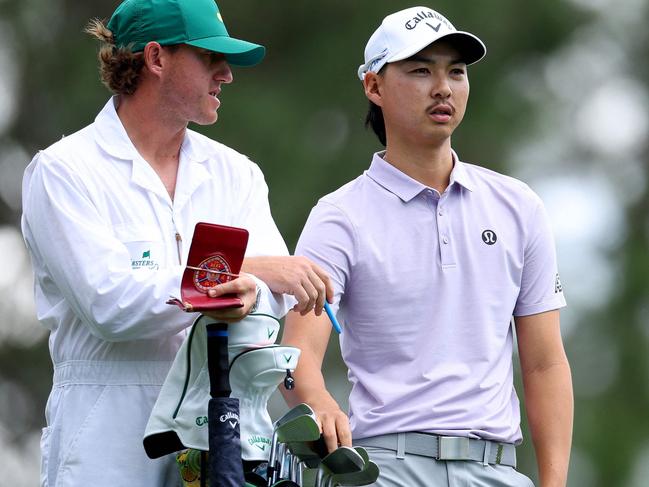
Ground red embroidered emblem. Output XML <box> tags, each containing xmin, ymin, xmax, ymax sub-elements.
<box><xmin>192</xmin><ymin>254</ymin><xmax>232</xmax><ymax>292</ymax></box>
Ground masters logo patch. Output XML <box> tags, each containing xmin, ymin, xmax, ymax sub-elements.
<box><xmin>131</xmin><ymin>249</ymin><xmax>159</xmax><ymax>270</ymax></box>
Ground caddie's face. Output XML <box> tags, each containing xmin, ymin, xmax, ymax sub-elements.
<box><xmin>160</xmin><ymin>45</ymin><xmax>233</xmax><ymax>126</ymax></box>
<box><xmin>366</xmin><ymin>41</ymin><xmax>469</xmax><ymax>147</ymax></box>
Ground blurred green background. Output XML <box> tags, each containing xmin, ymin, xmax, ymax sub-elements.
<box><xmin>0</xmin><ymin>0</ymin><xmax>648</xmax><ymax>485</ymax></box>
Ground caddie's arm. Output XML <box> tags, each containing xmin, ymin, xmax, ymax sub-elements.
<box><xmin>516</xmin><ymin>310</ymin><xmax>573</xmax><ymax>487</ymax></box>
<box><xmin>280</xmin><ymin>309</ymin><xmax>351</xmax><ymax>453</ymax></box>
<box><xmin>242</xmin><ymin>256</ymin><xmax>334</xmax><ymax>316</ymax></box>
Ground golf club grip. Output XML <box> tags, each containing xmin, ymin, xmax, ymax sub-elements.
<box><xmin>206</xmin><ymin>322</ymin><xmax>231</xmax><ymax>397</ymax></box>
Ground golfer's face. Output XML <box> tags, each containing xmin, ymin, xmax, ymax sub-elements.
<box><xmin>376</xmin><ymin>41</ymin><xmax>470</xmax><ymax>146</ymax></box>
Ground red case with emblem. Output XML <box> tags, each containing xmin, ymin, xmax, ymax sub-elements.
<box><xmin>167</xmin><ymin>222</ymin><xmax>249</xmax><ymax>312</ymax></box>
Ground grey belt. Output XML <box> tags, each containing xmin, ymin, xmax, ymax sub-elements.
<box><xmin>354</xmin><ymin>432</ymin><xmax>516</xmax><ymax>467</ymax></box>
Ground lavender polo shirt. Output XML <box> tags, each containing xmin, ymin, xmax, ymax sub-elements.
<box><xmin>295</xmin><ymin>151</ymin><xmax>566</xmax><ymax>444</ymax></box>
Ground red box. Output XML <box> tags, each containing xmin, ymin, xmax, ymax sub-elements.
<box><xmin>167</xmin><ymin>222</ymin><xmax>249</xmax><ymax>311</ymax></box>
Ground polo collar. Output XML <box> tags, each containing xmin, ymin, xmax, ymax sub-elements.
<box><xmin>366</xmin><ymin>152</ymin><xmax>426</xmax><ymax>202</ymax></box>
<box><xmin>448</xmin><ymin>152</ymin><xmax>475</xmax><ymax>192</ymax></box>
<box><xmin>366</xmin><ymin>151</ymin><xmax>475</xmax><ymax>202</ymax></box>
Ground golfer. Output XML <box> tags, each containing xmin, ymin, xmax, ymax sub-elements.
<box><xmin>281</xmin><ymin>6</ymin><xmax>573</xmax><ymax>487</ymax></box>
<box><xmin>21</xmin><ymin>0</ymin><xmax>330</xmax><ymax>484</ymax></box>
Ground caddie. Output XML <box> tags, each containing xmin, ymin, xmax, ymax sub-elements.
<box><xmin>21</xmin><ymin>0</ymin><xmax>331</xmax><ymax>485</ymax></box>
<box><xmin>281</xmin><ymin>6</ymin><xmax>573</xmax><ymax>487</ymax></box>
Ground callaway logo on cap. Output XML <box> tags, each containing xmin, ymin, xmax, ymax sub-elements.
<box><xmin>358</xmin><ymin>6</ymin><xmax>486</xmax><ymax>80</ymax></box>
<box><xmin>108</xmin><ymin>0</ymin><xmax>265</xmax><ymax>66</ymax></box>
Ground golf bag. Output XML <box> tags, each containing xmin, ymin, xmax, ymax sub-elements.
<box><xmin>143</xmin><ymin>312</ymin><xmax>300</xmax><ymax>479</ymax></box>
<box><xmin>143</xmin><ymin>309</ymin><xmax>379</xmax><ymax>486</ymax></box>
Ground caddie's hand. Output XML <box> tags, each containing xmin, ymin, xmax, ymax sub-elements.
<box><xmin>202</xmin><ymin>273</ymin><xmax>258</xmax><ymax>323</ymax></box>
<box><xmin>242</xmin><ymin>256</ymin><xmax>334</xmax><ymax>316</ymax></box>
<box><xmin>315</xmin><ymin>404</ymin><xmax>352</xmax><ymax>453</ymax></box>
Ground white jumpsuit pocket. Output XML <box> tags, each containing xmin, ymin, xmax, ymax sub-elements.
<box><xmin>55</xmin><ymin>384</ymin><xmax>178</xmax><ymax>486</ymax></box>
<box><xmin>54</xmin><ymin>385</ymin><xmax>109</xmax><ymax>487</ymax></box>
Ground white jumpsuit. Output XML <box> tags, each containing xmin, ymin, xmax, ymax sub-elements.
<box><xmin>21</xmin><ymin>97</ymin><xmax>290</xmax><ymax>486</ymax></box>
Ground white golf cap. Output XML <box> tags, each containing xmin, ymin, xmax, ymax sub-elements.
<box><xmin>358</xmin><ymin>6</ymin><xmax>486</xmax><ymax>80</ymax></box>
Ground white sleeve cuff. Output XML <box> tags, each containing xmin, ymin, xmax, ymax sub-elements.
<box><xmin>247</xmin><ymin>274</ymin><xmax>292</xmax><ymax>318</ymax></box>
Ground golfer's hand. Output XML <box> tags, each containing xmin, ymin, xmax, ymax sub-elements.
<box><xmin>316</xmin><ymin>405</ymin><xmax>352</xmax><ymax>453</ymax></box>
<box><xmin>242</xmin><ymin>256</ymin><xmax>334</xmax><ymax>316</ymax></box>
<box><xmin>202</xmin><ymin>274</ymin><xmax>258</xmax><ymax>323</ymax></box>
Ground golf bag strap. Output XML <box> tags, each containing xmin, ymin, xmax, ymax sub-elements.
<box><xmin>354</xmin><ymin>432</ymin><xmax>516</xmax><ymax>467</ymax></box>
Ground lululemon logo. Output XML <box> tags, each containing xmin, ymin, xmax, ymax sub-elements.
<box><xmin>481</xmin><ymin>230</ymin><xmax>497</xmax><ymax>245</ymax></box>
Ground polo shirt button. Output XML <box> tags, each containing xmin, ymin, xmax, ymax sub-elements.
<box><xmin>438</xmin><ymin>209</ymin><xmax>443</xmax><ymax>216</ymax></box>
<box><xmin>442</xmin><ymin>236</ymin><xmax>449</xmax><ymax>244</ymax></box>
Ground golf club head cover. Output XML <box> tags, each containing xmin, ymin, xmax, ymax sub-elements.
<box><xmin>229</xmin><ymin>345</ymin><xmax>300</xmax><ymax>460</ymax></box>
<box><xmin>144</xmin><ymin>310</ymin><xmax>300</xmax><ymax>462</ymax></box>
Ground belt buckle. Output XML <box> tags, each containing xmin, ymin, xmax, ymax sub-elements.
<box><xmin>437</xmin><ymin>436</ymin><xmax>470</xmax><ymax>460</ymax></box>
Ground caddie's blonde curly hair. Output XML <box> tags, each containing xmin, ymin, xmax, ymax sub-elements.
<box><xmin>85</xmin><ymin>18</ymin><xmax>145</xmax><ymax>95</ymax></box>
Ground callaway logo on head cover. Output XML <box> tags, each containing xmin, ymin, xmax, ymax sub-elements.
<box><xmin>220</xmin><ymin>411</ymin><xmax>239</xmax><ymax>429</ymax></box>
<box><xmin>404</xmin><ymin>10</ymin><xmax>453</xmax><ymax>31</ymax></box>
<box><xmin>248</xmin><ymin>435</ymin><xmax>271</xmax><ymax>451</ymax></box>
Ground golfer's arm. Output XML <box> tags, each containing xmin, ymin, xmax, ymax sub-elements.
<box><xmin>516</xmin><ymin>310</ymin><xmax>573</xmax><ymax>487</ymax></box>
<box><xmin>280</xmin><ymin>310</ymin><xmax>339</xmax><ymax>411</ymax></box>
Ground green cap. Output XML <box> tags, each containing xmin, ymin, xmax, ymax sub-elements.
<box><xmin>107</xmin><ymin>0</ymin><xmax>265</xmax><ymax>66</ymax></box>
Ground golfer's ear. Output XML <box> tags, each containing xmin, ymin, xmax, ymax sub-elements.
<box><xmin>363</xmin><ymin>72</ymin><xmax>383</xmax><ymax>107</ymax></box>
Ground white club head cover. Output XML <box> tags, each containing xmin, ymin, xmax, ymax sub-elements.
<box><xmin>230</xmin><ymin>345</ymin><xmax>300</xmax><ymax>459</ymax></box>
<box><xmin>143</xmin><ymin>313</ymin><xmax>300</xmax><ymax>461</ymax></box>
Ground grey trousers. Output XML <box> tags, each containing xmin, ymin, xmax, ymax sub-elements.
<box><xmin>363</xmin><ymin>446</ymin><xmax>535</xmax><ymax>487</ymax></box>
